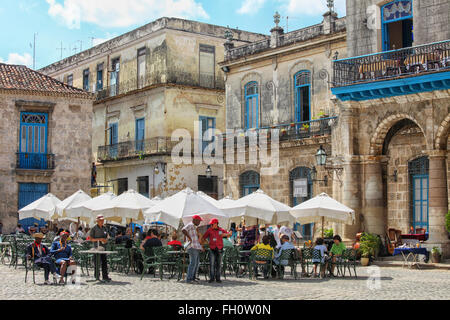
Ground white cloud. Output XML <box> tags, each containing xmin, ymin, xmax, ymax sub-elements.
<box><xmin>237</xmin><ymin>0</ymin><xmax>267</xmax><ymax>15</ymax></box>
<box><xmin>45</xmin><ymin>0</ymin><xmax>209</xmax><ymax>29</ymax></box>
<box><xmin>281</xmin><ymin>0</ymin><xmax>346</xmax><ymax>16</ymax></box>
<box><xmin>0</xmin><ymin>53</ymin><xmax>33</xmax><ymax>67</ymax></box>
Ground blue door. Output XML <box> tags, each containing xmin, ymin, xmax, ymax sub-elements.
<box><xmin>19</xmin><ymin>112</ymin><xmax>48</xmax><ymax>169</ymax></box>
<box><xmin>135</xmin><ymin>118</ymin><xmax>145</xmax><ymax>152</ymax></box>
<box><xmin>109</xmin><ymin>123</ymin><xmax>118</xmax><ymax>158</ymax></box>
<box><xmin>381</xmin><ymin>0</ymin><xmax>413</xmax><ymax>51</ymax></box>
<box><xmin>245</xmin><ymin>82</ymin><xmax>258</xmax><ymax>129</ymax></box>
<box><xmin>200</xmin><ymin>116</ymin><xmax>215</xmax><ymax>153</ymax></box>
<box><xmin>18</xmin><ymin>183</ymin><xmax>49</xmax><ymax>233</ymax></box>
<box><xmin>294</xmin><ymin>71</ymin><xmax>311</xmax><ymax>124</ymax></box>
<box><xmin>412</xmin><ymin>174</ymin><xmax>429</xmax><ymax>231</ymax></box>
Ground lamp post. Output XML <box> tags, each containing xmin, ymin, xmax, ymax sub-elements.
<box><xmin>313</xmin><ymin>145</ymin><xmax>343</xmax><ymax>186</ymax></box>
<box><xmin>153</xmin><ymin>164</ymin><xmax>159</xmax><ymax>197</ymax></box>
<box><xmin>206</xmin><ymin>165</ymin><xmax>212</xmax><ymax>179</ymax></box>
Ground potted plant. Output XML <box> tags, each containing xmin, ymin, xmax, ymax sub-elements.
<box><xmin>301</xmin><ymin>123</ymin><xmax>310</xmax><ymax>131</ymax></box>
<box><xmin>358</xmin><ymin>232</ymin><xmax>379</xmax><ymax>266</ymax></box>
<box><xmin>431</xmin><ymin>247</ymin><xmax>442</xmax><ymax>263</ymax></box>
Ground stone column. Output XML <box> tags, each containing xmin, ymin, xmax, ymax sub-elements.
<box><xmin>362</xmin><ymin>156</ymin><xmax>386</xmax><ymax>236</ymax></box>
<box><xmin>427</xmin><ymin>150</ymin><xmax>449</xmax><ymax>257</ymax></box>
<box><xmin>341</xmin><ymin>158</ymin><xmax>362</xmax><ymax>241</ymax></box>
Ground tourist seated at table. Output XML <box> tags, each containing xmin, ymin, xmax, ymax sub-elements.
<box><xmin>40</xmin><ymin>224</ymin><xmax>49</xmax><ymax>235</ymax></box>
<box><xmin>329</xmin><ymin>235</ymin><xmax>346</xmax><ymax>276</ymax></box>
<box><xmin>140</xmin><ymin>229</ymin><xmax>162</xmax><ymax>255</ymax></box>
<box><xmin>167</xmin><ymin>232</ymin><xmax>183</xmax><ymax>250</ymax></box>
<box><xmin>250</xmin><ymin>235</ymin><xmax>274</xmax><ymax>279</ymax></box>
<box><xmin>274</xmin><ymin>235</ymin><xmax>295</xmax><ymax>266</ymax></box>
<box><xmin>50</xmin><ymin>231</ymin><xmax>77</xmax><ymax>284</ymax></box>
<box><xmin>28</xmin><ymin>223</ymin><xmax>39</xmax><ymax>235</ymax></box>
<box><xmin>26</xmin><ymin>233</ymin><xmax>58</xmax><ymax>285</ymax></box>
<box><xmin>115</xmin><ymin>229</ymin><xmax>132</xmax><ymax>247</ymax></box>
<box><xmin>280</xmin><ymin>226</ymin><xmax>293</xmax><ymax>242</ymax></box>
<box><xmin>240</xmin><ymin>224</ymin><xmax>258</xmax><ymax>250</ymax></box>
<box><xmin>230</xmin><ymin>222</ymin><xmax>238</xmax><ymax>244</ymax></box>
<box><xmin>15</xmin><ymin>224</ymin><xmax>26</xmax><ymax>234</ymax></box>
<box><xmin>312</xmin><ymin>237</ymin><xmax>328</xmax><ymax>278</ymax></box>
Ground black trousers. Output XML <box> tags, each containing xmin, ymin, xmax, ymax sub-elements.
<box><xmin>94</xmin><ymin>254</ymin><xmax>109</xmax><ymax>279</ymax></box>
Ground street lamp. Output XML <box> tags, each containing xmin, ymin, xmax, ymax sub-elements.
<box><xmin>311</xmin><ymin>165</ymin><xmax>328</xmax><ymax>186</ymax></box>
<box><xmin>315</xmin><ymin>145</ymin><xmax>327</xmax><ymax>166</ymax></box>
<box><xmin>206</xmin><ymin>165</ymin><xmax>212</xmax><ymax>179</ymax></box>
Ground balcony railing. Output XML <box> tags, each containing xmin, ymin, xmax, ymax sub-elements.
<box><xmin>97</xmin><ymin>137</ymin><xmax>179</xmax><ymax>162</ymax></box>
<box><xmin>333</xmin><ymin>40</ymin><xmax>450</xmax><ymax>87</ymax></box>
<box><xmin>95</xmin><ymin>71</ymin><xmax>225</xmax><ymax>101</ymax></box>
<box><xmin>221</xmin><ymin>117</ymin><xmax>337</xmax><ymax>146</ymax></box>
<box><xmin>16</xmin><ymin>153</ymin><xmax>55</xmax><ymax>170</ymax></box>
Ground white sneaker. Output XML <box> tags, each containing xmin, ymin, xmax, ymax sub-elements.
<box><xmin>52</xmin><ymin>274</ymin><xmax>58</xmax><ymax>284</ymax></box>
<box><xmin>44</xmin><ymin>280</ymin><xmax>50</xmax><ymax>285</ymax></box>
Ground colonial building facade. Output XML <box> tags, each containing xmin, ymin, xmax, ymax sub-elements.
<box><xmin>0</xmin><ymin>63</ymin><xmax>94</xmax><ymax>233</ymax></box>
<box><xmin>332</xmin><ymin>0</ymin><xmax>450</xmax><ymax>256</ymax></box>
<box><xmin>40</xmin><ymin>17</ymin><xmax>267</xmax><ymax>200</ymax></box>
<box><xmin>221</xmin><ymin>0</ymin><xmax>450</xmax><ymax>256</ymax></box>
<box><xmin>219</xmin><ymin>10</ymin><xmax>347</xmax><ymax>240</ymax></box>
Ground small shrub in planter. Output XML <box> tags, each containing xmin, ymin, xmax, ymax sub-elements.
<box><xmin>431</xmin><ymin>247</ymin><xmax>441</xmax><ymax>263</ymax></box>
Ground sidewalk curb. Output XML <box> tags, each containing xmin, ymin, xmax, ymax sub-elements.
<box><xmin>372</xmin><ymin>261</ymin><xmax>450</xmax><ymax>270</ymax></box>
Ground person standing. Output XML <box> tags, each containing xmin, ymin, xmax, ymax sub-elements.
<box><xmin>201</xmin><ymin>218</ymin><xmax>231</xmax><ymax>283</ymax></box>
<box><xmin>89</xmin><ymin>215</ymin><xmax>111</xmax><ymax>282</ymax></box>
<box><xmin>182</xmin><ymin>215</ymin><xmax>203</xmax><ymax>284</ymax></box>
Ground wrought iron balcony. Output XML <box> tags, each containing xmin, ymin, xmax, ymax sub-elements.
<box><xmin>97</xmin><ymin>137</ymin><xmax>179</xmax><ymax>162</ymax></box>
<box><xmin>332</xmin><ymin>40</ymin><xmax>450</xmax><ymax>87</ymax></box>
<box><xmin>221</xmin><ymin>117</ymin><xmax>337</xmax><ymax>146</ymax></box>
<box><xmin>16</xmin><ymin>153</ymin><xmax>55</xmax><ymax>170</ymax></box>
<box><xmin>95</xmin><ymin>71</ymin><xmax>225</xmax><ymax>101</ymax></box>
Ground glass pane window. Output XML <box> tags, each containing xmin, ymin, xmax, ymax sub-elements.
<box><xmin>20</xmin><ymin>112</ymin><xmax>47</xmax><ymax>154</ymax></box>
<box><xmin>245</xmin><ymin>82</ymin><xmax>259</xmax><ymax>129</ymax></box>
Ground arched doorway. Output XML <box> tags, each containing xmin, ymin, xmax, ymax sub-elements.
<box><xmin>383</xmin><ymin>118</ymin><xmax>428</xmax><ymax>233</ymax></box>
<box><xmin>239</xmin><ymin>170</ymin><xmax>260</xmax><ymax>197</ymax></box>
<box><xmin>290</xmin><ymin>167</ymin><xmax>313</xmax><ymax>240</ymax></box>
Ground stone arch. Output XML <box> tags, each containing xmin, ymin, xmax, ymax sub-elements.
<box><xmin>369</xmin><ymin>113</ymin><xmax>426</xmax><ymax>156</ymax></box>
<box><xmin>435</xmin><ymin>113</ymin><xmax>450</xmax><ymax>150</ymax></box>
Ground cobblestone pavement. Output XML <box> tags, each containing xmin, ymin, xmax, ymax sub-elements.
<box><xmin>0</xmin><ymin>264</ymin><xmax>449</xmax><ymax>300</ymax></box>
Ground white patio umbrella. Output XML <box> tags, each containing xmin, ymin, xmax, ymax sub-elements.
<box><xmin>144</xmin><ymin>188</ymin><xmax>229</xmax><ymax>229</ymax></box>
<box><xmin>217</xmin><ymin>196</ymin><xmax>236</xmax><ymax>209</ymax></box>
<box><xmin>96</xmin><ymin>189</ymin><xmax>157</xmax><ymax>225</ymax></box>
<box><xmin>57</xmin><ymin>189</ymin><xmax>92</xmax><ymax>220</ymax></box>
<box><xmin>289</xmin><ymin>192</ymin><xmax>355</xmax><ymax>237</ymax></box>
<box><xmin>65</xmin><ymin>192</ymin><xmax>116</xmax><ymax>225</ymax></box>
<box><xmin>220</xmin><ymin>189</ymin><xmax>293</xmax><ymax>226</ymax></box>
<box><xmin>18</xmin><ymin>193</ymin><xmax>62</xmax><ymax>221</ymax></box>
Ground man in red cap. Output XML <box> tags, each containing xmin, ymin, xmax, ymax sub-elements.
<box><xmin>201</xmin><ymin>218</ymin><xmax>231</xmax><ymax>283</ymax></box>
<box><xmin>182</xmin><ymin>215</ymin><xmax>204</xmax><ymax>283</ymax></box>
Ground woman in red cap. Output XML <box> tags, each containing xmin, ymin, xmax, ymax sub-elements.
<box><xmin>201</xmin><ymin>218</ymin><xmax>231</xmax><ymax>283</ymax></box>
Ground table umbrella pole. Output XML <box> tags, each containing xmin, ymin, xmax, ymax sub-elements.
<box><xmin>322</xmin><ymin>216</ymin><xmax>324</xmax><ymax>238</ymax></box>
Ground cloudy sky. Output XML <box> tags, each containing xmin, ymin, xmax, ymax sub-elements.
<box><xmin>0</xmin><ymin>0</ymin><xmax>346</xmax><ymax>70</ymax></box>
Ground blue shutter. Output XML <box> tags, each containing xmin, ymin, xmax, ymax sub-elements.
<box><xmin>18</xmin><ymin>183</ymin><xmax>49</xmax><ymax>232</ymax></box>
<box><xmin>19</xmin><ymin>112</ymin><xmax>48</xmax><ymax>169</ymax></box>
<box><xmin>135</xmin><ymin>118</ymin><xmax>145</xmax><ymax>151</ymax></box>
<box><xmin>109</xmin><ymin>123</ymin><xmax>118</xmax><ymax>158</ymax></box>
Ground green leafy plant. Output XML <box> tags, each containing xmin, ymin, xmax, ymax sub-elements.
<box><xmin>359</xmin><ymin>232</ymin><xmax>380</xmax><ymax>258</ymax></box>
<box><xmin>323</xmin><ymin>228</ymin><xmax>334</xmax><ymax>238</ymax></box>
<box><xmin>446</xmin><ymin>210</ymin><xmax>450</xmax><ymax>233</ymax></box>
<box><xmin>431</xmin><ymin>247</ymin><xmax>441</xmax><ymax>255</ymax></box>
<box><xmin>301</xmin><ymin>123</ymin><xmax>310</xmax><ymax>130</ymax></box>
<box><xmin>138</xmin><ymin>151</ymin><xmax>145</xmax><ymax>160</ymax></box>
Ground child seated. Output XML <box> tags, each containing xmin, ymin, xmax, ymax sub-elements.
<box><xmin>312</xmin><ymin>237</ymin><xmax>328</xmax><ymax>278</ymax></box>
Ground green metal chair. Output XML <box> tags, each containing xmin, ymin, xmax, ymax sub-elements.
<box><xmin>341</xmin><ymin>249</ymin><xmax>357</xmax><ymax>278</ymax></box>
<box><xmin>221</xmin><ymin>247</ymin><xmax>235</xmax><ymax>279</ymax></box>
<box><xmin>249</xmin><ymin>248</ymin><xmax>273</xmax><ymax>280</ymax></box>
<box><xmin>197</xmin><ymin>249</ymin><xmax>210</xmax><ymax>280</ymax></box>
<box><xmin>301</xmin><ymin>247</ymin><xmax>314</xmax><ymax>276</ymax></box>
<box><xmin>233</xmin><ymin>247</ymin><xmax>252</xmax><ymax>278</ymax></box>
<box><xmin>137</xmin><ymin>246</ymin><xmax>163</xmax><ymax>280</ymax></box>
<box><xmin>275</xmin><ymin>248</ymin><xmax>299</xmax><ymax>280</ymax></box>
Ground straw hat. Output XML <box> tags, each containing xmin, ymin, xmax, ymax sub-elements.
<box><xmin>32</xmin><ymin>233</ymin><xmax>44</xmax><ymax>239</ymax></box>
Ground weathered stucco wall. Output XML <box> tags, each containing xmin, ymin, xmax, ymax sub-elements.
<box><xmin>0</xmin><ymin>92</ymin><xmax>93</xmax><ymax>233</ymax></box>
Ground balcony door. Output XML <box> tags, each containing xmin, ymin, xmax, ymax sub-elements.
<box><xmin>19</xmin><ymin>112</ymin><xmax>48</xmax><ymax>169</ymax></box>
<box><xmin>294</xmin><ymin>71</ymin><xmax>311</xmax><ymax>123</ymax></box>
<box><xmin>381</xmin><ymin>0</ymin><xmax>413</xmax><ymax>51</ymax></box>
<box><xmin>135</xmin><ymin>118</ymin><xmax>145</xmax><ymax>152</ymax></box>
<box><xmin>109</xmin><ymin>122</ymin><xmax>118</xmax><ymax>158</ymax></box>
